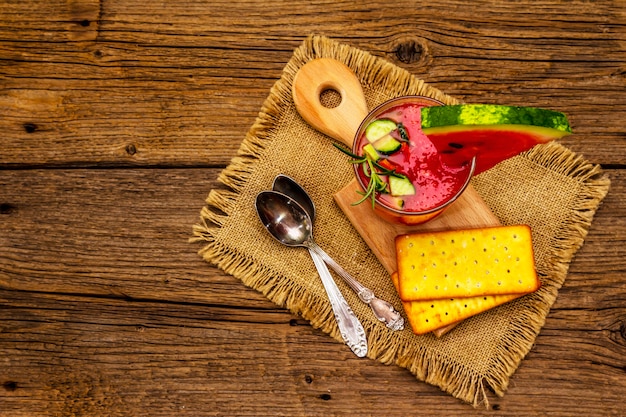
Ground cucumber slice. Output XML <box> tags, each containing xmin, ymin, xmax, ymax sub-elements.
<box><xmin>365</xmin><ymin>119</ymin><xmax>397</xmax><ymax>142</ymax></box>
<box><xmin>389</xmin><ymin>175</ymin><xmax>416</xmax><ymax>196</ymax></box>
<box><xmin>362</xmin><ymin>143</ymin><xmax>380</xmax><ymax>161</ymax></box>
<box><xmin>373</xmin><ymin>135</ymin><xmax>402</xmax><ymax>154</ymax></box>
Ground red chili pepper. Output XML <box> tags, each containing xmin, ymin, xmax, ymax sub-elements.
<box><xmin>377</xmin><ymin>158</ymin><xmax>396</xmax><ymax>171</ymax></box>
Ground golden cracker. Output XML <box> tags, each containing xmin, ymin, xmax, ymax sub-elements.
<box><xmin>396</xmin><ymin>225</ymin><xmax>540</xmax><ymax>301</ymax></box>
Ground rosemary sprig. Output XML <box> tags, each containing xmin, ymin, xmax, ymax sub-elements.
<box><xmin>333</xmin><ymin>143</ymin><xmax>407</xmax><ymax>208</ymax></box>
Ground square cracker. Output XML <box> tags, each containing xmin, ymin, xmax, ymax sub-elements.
<box><xmin>395</xmin><ymin>225</ymin><xmax>540</xmax><ymax>301</ymax></box>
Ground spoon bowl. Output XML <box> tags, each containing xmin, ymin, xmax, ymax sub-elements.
<box><xmin>255</xmin><ymin>191</ymin><xmax>313</xmax><ymax>247</ymax></box>
<box><xmin>272</xmin><ymin>174</ymin><xmax>316</xmax><ymax>223</ymax></box>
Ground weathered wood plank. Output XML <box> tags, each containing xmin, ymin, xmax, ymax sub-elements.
<box><xmin>0</xmin><ymin>289</ymin><xmax>624</xmax><ymax>416</ymax></box>
<box><xmin>1</xmin><ymin>1</ymin><xmax>624</xmax><ymax>167</ymax></box>
<box><xmin>1</xmin><ymin>168</ymin><xmax>624</xmax><ymax>306</ymax></box>
<box><xmin>0</xmin><ymin>168</ymin><xmax>278</xmax><ymax>306</ymax></box>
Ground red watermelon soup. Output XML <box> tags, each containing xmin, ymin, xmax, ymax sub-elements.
<box><xmin>352</xmin><ymin>97</ymin><xmax>474</xmax><ymax>224</ymax></box>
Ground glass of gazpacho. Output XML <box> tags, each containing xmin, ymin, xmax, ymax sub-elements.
<box><xmin>352</xmin><ymin>96</ymin><xmax>475</xmax><ymax>225</ymax></box>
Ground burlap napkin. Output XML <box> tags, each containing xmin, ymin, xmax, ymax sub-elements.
<box><xmin>191</xmin><ymin>35</ymin><xmax>610</xmax><ymax>407</ymax></box>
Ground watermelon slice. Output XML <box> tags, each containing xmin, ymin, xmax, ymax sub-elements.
<box><xmin>421</xmin><ymin>104</ymin><xmax>572</xmax><ymax>175</ymax></box>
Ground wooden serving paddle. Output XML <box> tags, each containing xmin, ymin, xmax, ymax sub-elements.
<box><xmin>292</xmin><ymin>58</ymin><xmax>501</xmax><ymax>336</ymax></box>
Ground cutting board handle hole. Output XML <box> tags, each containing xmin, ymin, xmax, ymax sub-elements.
<box><xmin>319</xmin><ymin>88</ymin><xmax>342</xmax><ymax>109</ymax></box>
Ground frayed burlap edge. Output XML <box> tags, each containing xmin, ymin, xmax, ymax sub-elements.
<box><xmin>191</xmin><ymin>34</ymin><xmax>610</xmax><ymax>407</ymax></box>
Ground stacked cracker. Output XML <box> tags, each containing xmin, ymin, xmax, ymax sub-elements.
<box><xmin>393</xmin><ymin>225</ymin><xmax>540</xmax><ymax>335</ymax></box>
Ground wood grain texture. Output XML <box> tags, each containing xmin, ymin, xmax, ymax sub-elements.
<box><xmin>1</xmin><ymin>1</ymin><xmax>624</xmax><ymax>167</ymax></box>
<box><xmin>0</xmin><ymin>0</ymin><xmax>625</xmax><ymax>415</ymax></box>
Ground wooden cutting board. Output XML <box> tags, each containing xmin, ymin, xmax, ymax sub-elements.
<box><xmin>292</xmin><ymin>58</ymin><xmax>501</xmax><ymax>335</ymax></box>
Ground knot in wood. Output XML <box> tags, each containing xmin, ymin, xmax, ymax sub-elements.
<box><xmin>0</xmin><ymin>203</ymin><xmax>17</xmax><ymax>215</ymax></box>
<box><xmin>23</xmin><ymin>123</ymin><xmax>38</xmax><ymax>133</ymax></box>
<box><xmin>125</xmin><ymin>144</ymin><xmax>137</xmax><ymax>156</ymax></box>
<box><xmin>394</xmin><ymin>40</ymin><xmax>423</xmax><ymax>64</ymax></box>
<box><xmin>3</xmin><ymin>381</ymin><xmax>18</xmax><ymax>391</ymax></box>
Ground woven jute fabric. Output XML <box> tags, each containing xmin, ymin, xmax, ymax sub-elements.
<box><xmin>191</xmin><ymin>35</ymin><xmax>610</xmax><ymax>407</ymax></box>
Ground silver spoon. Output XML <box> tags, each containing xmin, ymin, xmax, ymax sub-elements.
<box><xmin>272</xmin><ymin>174</ymin><xmax>405</xmax><ymax>331</ymax></box>
<box><xmin>255</xmin><ymin>190</ymin><xmax>368</xmax><ymax>357</ymax></box>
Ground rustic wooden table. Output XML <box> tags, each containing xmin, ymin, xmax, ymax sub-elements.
<box><xmin>1</xmin><ymin>1</ymin><xmax>625</xmax><ymax>416</ymax></box>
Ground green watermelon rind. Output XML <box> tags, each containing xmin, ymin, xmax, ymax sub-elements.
<box><xmin>421</xmin><ymin>104</ymin><xmax>572</xmax><ymax>134</ymax></box>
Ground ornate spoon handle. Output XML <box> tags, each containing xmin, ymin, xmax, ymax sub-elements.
<box><xmin>308</xmin><ymin>248</ymin><xmax>368</xmax><ymax>357</ymax></box>
<box><xmin>309</xmin><ymin>243</ymin><xmax>405</xmax><ymax>331</ymax></box>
